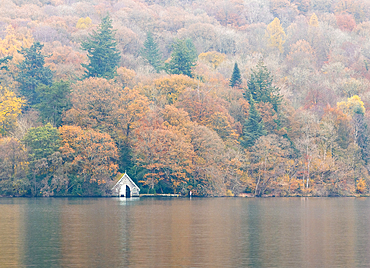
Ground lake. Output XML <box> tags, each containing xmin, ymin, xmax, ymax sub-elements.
<box><xmin>0</xmin><ymin>197</ymin><xmax>369</xmax><ymax>267</ymax></box>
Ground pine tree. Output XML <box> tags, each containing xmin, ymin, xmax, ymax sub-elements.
<box><xmin>165</xmin><ymin>39</ymin><xmax>197</xmax><ymax>78</ymax></box>
<box><xmin>229</xmin><ymin>62</ymin><xmax>242</xmax><ymax>88</ymax></box>
<box><xmin>141</xmin><ymin>31</ymin><xmax>162</xmax><ymax>72</ymax></box>
<box><xmin>244</xmin><ymin>60</ymin><xmax>281</xmax><ymax>112</ymax></box>
<box><xmin>35</xmin><ymin>81</ymin><xmax>71</xmax><ymax>127</ymax></box>
<box><xmin>16</xmin><ymin>42</ymin><xmax>53</xmax><ymax>107</ymax></box>
<box><xmin>243</xmin><ymin>95</ymin><xmax>266</xmax><ymax>148</ymax></box>
<box><xmin>81</xmin><ymin>14</ymin><xmax>121</xmax><ymax>80</ymax></box>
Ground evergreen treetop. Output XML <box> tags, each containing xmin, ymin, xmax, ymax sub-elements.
<box><xmin>243</xmin><ymin>95</ymin><xmax>266</xmax><ymax>148</ymax></box>
<box><xmin>81</xmin><ymin>14</ymin><xmax>121</xmax><ymax>80</ymax></box>
<box><xmin>35</xmin><ymin>80</ymin><xmax>71</xmax><ymax>127</ymax></box>
<box><xmin>244</xmin><ymin>60</ymin><xmax>281</xmax><ymax>112</ymax></box>
<box><xmin>165</xmin><ymin>39</ymin><xmax>197</xmax><ymax>78</ymax></box>
<box><xmin>229</xmin><ymin>62</ymin><xmax>242</xmax><ymax>88</ymax></box>
<box><xmin>141</xmin><ymin>31</ymin><xmax>162</xmax><ymax>73</ymax></box>
<box><xmin>16</xmin><ymin>41</ymin><xmax>53</xmax><ymax>107</ymax></box>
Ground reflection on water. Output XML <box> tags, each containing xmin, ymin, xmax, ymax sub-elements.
<box><xmin>0</xmin><ymin>197</ymin><xmax>370</xmax><ymax>267</ymax></box>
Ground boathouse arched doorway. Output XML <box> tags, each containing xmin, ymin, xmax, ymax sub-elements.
<box><xmin>126</xmin><ymin>185</ymin><xmax>131</xmax><ymax>198</ymax></box>
<box><xmin>120</xmin><ymin>185</ymin><xmax>132</xmax><ymax>197</ymax></box>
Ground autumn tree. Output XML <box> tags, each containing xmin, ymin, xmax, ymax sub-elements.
<box><xmin>308</xmin><ymin>13</ymin><xmax>318</xmax><ymax>27</ymax></box>
<box><xmin>337</xmin><ymin>95</ymin><xmax>365</xmax><ymax>116</ymax></box>
<box><xmin>81</xmin><ymin>14</ymin><xmax>121</xmax><ymax>79</ymax></box>
<box><xmin>198</xmin><ymin>51</ymin><xmax>226</xmax><ymax>69</ymax></box>
<box><xmin>141</xmin><ymin>32</ymin><xmax>162</xmax><ymax>72</ymax></box>
<box><xmin>143</xmin><ymin>74</ymin><xmax>198</xmax><ymax>106</ymax></box>
<box><xmin>0</xmin><ymin>86</ymin><xmax>25</xmax><ymax>135</ymax></box>
<box><xmin>248</xmin><ymin>134</ymin><xmax>292</xmax><ymax>196</ymax></box>
<box><xmin>295</xmin><ymin>111</ymin><xmax>319</xmax><ymax>190</ymax></box>
<box><xmin>132</xmin><ymin>110</ymin><xmax>194</xmax><ymax>193</ymax></box>
<box><xmin>0</xmin><ymin>25</ymin><xmax>33</xmax><ymax>60</ymax></box>
<box><xmin>35</xmin><ymin>80</ymin><xmax>71</xmax><ymax>127</ymax></box>
<box><xmin>16</xmin><ymin>42</ymin><xmax>53</xmax><ymax>107</ymax></box>
<box><xmin>0</xmin><ymin>137</ymin><xmax>29</xmax><ymax>196</ymax></box>
<box><xmin>64</xmin><ymin>78</ymin><xmax>123</xmax><ymax>133</ymax></box>
<box><xmin>0</xmin><ymin>137</ymin><xmax>28</xmax><ymax>181</ymax></box>
<box><xmin>76</xmin><ymin>17</ymin><xmax>92</xmax><ymax>29</ymax></box>
<box><xmin>229</xmin><ymin>62</ymin><xmax>242</xmax><ymax>88</ymax></box>
<box><xmin>59</xmin><ymin>125</ymin><xmax>118</xmax><ymax>192</ymax></box>
<box><xmin>287</xmin><ymin>40</ymin><xmax>316</xmax><ymax>68</ymax></box>
<box><xmin>176</xmin><ymin>88</ymin><xmax>237</xmax><ymax>141</ymax></box>
<box><xmin>336</xmin><ymin>13</ymin><xmax>357</xmax><ymax>32</ymax></box>
<box><xmin>165</xmin><ymin>39</ymin><xmax>197</xmax><ymax>78</ymax></box>
<box><xmin>65</xmin><ymin>78</ymin><xmax>149</xmax><ymax>139</ymax></box>
<box><xmin>190</xmin><ymin>124</ymin><xmax>227</xmax><ymax>196</ymax></box>
<box><xmin>65</xmin><ymin>78</ymin><xmax>149</xmax><ymax>173</ymax></box>
<box><xmin>266</xmin><ymin>17</ymin><xmax>286</xmax><ymax>53</ymax></box>
<box><xmin>338</xmin><ymin>95</ymin><xmax>370</xmax><ymax>168</ymax></box>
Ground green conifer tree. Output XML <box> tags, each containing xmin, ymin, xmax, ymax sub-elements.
<box><xmin>16</xmin><ymin>42</ymin><xmax>53</xmax><ymax>107</ymax></box>
<box><xmin>35</xmin><ymin>81</ymin><xmax>71</xmax><ymax>127</ymax></box>
<box><xmin>141</xmin><ymin>31</ymin><xmax>162</xmax><ymax>72</ymax></box>
<box><xmin>81</xmin><ymin>14</ymin><xmax>121</xmax><ymax>79</ymax></box>
<box><xmin>229</xmin><ymin>62</ymin><xmax>242</xmax><ymax>88</ymax></box>
<box><xmin>165</xmin><ymin>39</ymin><xmax>197</xmax><ymax>78</ymax></box>
<box><xmin>243</xmin><ymin>95</ymin><xmax>266</xmax><ymax>148</ymax></box>
<box><xmin>244</xmin><ymin>60</ymin><xmax>281</xmax><ymax>112</ymax></box>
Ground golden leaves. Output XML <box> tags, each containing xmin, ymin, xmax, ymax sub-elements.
<box><xmin>76</xmin><ymin>17</ymin><xmax>92</xmax><ymax>29</ymax></box>
<box><xmin>266</xmin><ymin>17</ymin><xmax>286</xmax><ymax>53</ymax></box>
<box><xmin>0</xmin><ymin>86</ymin><xmax>25</xmax><ymax>134</ymax></box>
<box><xmin>59</xmin><ymin>125</ymin><xmax>118</xmax><ymax>183</ymax></box>
<box><xmin>0</xmin><ymin>25</ymin><xmax>33</xmax><ymax>62</ymax></box>
<box><xmin>198</xmin><ymin>51</ymin><xmax>226</xmax><ymax>69</ymax></box>
<box><xmin>337</xmin><ymin>95</ymin><xmax>365</xmax><ymax>115</ymax></box>
<box><xmin>309</xmin><ymin>13</ymin><xmax>319</xmax><ymax>27</ymax></box>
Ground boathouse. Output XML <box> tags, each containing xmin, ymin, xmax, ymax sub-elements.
<box><xmin>111</xmin><ymin>173</ymin><xmax>140</xmax><ymax>197</ymax></box>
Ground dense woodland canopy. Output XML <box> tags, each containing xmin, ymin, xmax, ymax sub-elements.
<box><xmin>1</xmin><ymin>0</ymin><xmax>370</xmax><ymax>196</ymax></box>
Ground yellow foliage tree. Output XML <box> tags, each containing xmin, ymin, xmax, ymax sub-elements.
<box><xmin>309</xmin><ymin>13</ymin><xmax>319</xmax><ymax>27</ymax></box>
<box><xmin>198</xmin><ymin>51</ymin><xmax>226</xmax><ymax>69</ymax></box>
<box><xmin>116</xmin><ymin>66</ymin><xmax>136</xmax><ymax>87</ymax></box>
<box><xmin>356</xmin><ymin>178</ymin><xmax>367</xmax><ymax>194</ymax></box>
<box><xmin>0</xmin><ymin>25</ymin><xmax>33</xmax><ymax>61</ymax></box>
<box><xmin>266</xmin><ymin>18</ymin><xmax>286</xmax><ymax>53</ymax></box>
<box><xmin>76</xmin><ymin>17</ymin><xmax>92</xmax><ymax>29</ymax></box>
<box><xmin>0</xmin><ymin>86</ymin><xmax>25</xmax><ymax>134</ymax></box>
<box><xmin>142</xmin><ymin>74</ymin><xmax>198</xmax><ymax>106</ymax></box>
<box><xmin>337</xmin><ymin>95</ymin><xmax>365</xmax><ymax>115</ymax></box>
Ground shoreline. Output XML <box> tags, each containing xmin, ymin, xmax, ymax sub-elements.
<box><xmin>1</xmin><ymin>194</ymin><xmax>370</xmax><ymax>198</ymax></box>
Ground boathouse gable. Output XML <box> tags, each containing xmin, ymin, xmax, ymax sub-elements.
<box><xmin>111</xmin><ymin>173</ymin><xmax>140</xmax><ymax>197</ymax></box>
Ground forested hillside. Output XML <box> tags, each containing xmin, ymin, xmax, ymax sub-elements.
<box><xmin>1</xmin><ymin>0</ymin><xmax>370</xmax><ymax>197</ymax></box>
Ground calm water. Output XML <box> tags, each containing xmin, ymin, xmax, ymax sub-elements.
<box><xmin>0</xmin><ymin>197</ymin><xmax>370</xmax><ymax>268</ymax></box>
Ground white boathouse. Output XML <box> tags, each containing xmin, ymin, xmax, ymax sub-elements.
<box><xmin>111</xmin><ymin>173</ymin><xmax>140</xmax><ymax>197</ymax></box>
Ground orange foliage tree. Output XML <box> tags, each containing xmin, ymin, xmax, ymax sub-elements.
<box><xmin>65</xmin><ymin>77</ymin><xmax>149</xmax><ymax>140</ymax></box>
<box><xmin>336</xmin><ymin>13</ymin><xmax>357</xmax><ymax>32</ymax></box>
<box><xmin>177</xmin><ymin>89</ymin><xmax>237</xmax><ymax>141</ymax></box>
<box><xmin>59</xmin><ymin>125</ymin><xmax>118</xmax><ymax>185</ymax></box>
<box><xmin>132</xmin><ymin>110</ymin><xmax>195</xmax><ymax>193</ymax></box>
